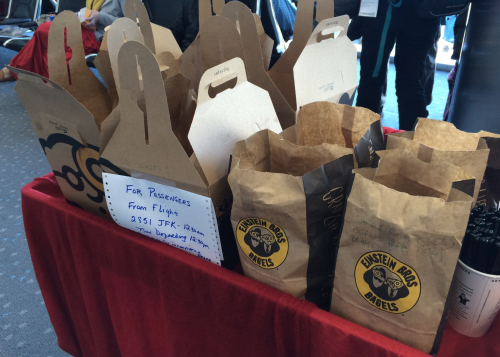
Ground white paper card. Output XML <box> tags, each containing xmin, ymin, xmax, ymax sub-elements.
<box><xmin>103</xmin><ymin>173</ymin><xmax>222</xmax><ymax>265</ymax></box>
<box><xmin>359</xmin><ymin>0</ymin><xmax>379</xmax><ymax>17</ymax></box>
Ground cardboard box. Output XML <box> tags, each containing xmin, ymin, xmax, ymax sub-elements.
<box><xmin>100</xmin><ymin>42</ymin><xmax>282</xmax><ymax>266</ymax></box>
<box><xmin>9</xmin><ymin>11</ymin><xmax>124</xmax><ymax>219</ymax></box>
<box><xmin>294</xmin><ymin>15</ymin><xmax>357</xmax><ymax>108</ymax></box>
<box><xmin>124</xmin><ymin>0</ymin><xmax>182</xmax><ymax>60</ymax></box>
<box><xmin>267</xmin><ymin>0</ymin><xmax>334</xmax><ymax>111</ymax></box>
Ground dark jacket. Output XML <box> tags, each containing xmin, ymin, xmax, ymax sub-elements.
<box><xmin>170</xmin><ymin>0</ymin><xmax>200</xmax><ymax>52</ymax></box>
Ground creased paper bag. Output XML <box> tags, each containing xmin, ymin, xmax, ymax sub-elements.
<box><xmin>228</xmin><ymin>129</ymin><xmax>353</xmax><ymax>310</ymax></box>
<box><xmin>386</xmin><ymin>118</ymin><xmax>489</xmax><ymax>204</ymax></box>
<box><xmin>282</xmin><ymin>102</ymin><xmax>384</xmax><ymax>168</ymax></box>
<box><xmin>330</xmin><ymin>149</ymin><xmax>474</xmax><ymax>354</ymax></box>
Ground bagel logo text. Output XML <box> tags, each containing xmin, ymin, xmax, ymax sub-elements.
<box><xmin>355</xmin><ymin>251</ymin><xmax>421</xmax><ymax>314</ymax></box>
<box><xmin>236</xmin><ymin>218</ymin><xmax>289</xmax><ymax>269</ymax></box>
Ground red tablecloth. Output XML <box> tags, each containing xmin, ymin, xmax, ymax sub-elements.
<box><xmin>22</xmin><ymin>174</ymin><xmax>500</xmax><ymax>357</ymax></box>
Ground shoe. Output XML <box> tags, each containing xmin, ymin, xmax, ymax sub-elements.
<box><xmin>0</xmin><ymin>67</ymin><xmax>15</xmax><ymax>82</ymax></box>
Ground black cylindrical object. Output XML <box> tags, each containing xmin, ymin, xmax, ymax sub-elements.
<box><xmin>448</xmin><ymin>0</ymin><xmax>500</xmax><ymax>133</ymax></box>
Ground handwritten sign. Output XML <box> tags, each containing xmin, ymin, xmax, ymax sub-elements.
<box><xmin>103</xmin><ymin>173</ymin><xmax>223</xmax><ymax>265</ymax></box>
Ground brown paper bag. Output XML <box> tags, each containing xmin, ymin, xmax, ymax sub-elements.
<box><xmin>228</xmin><ymin>129</ymin><xmax>354</xmax><ymax>310</ymax></box>
<box><xmin>283</xmin><ymin>102</ymin><xmax>384</xmax><ymax>168</ymax></box>
<box><xmin>386</xmin><ymin>118</ymin><xmax>489</xmax><ymax>204</ymax></box>
<box><xmin>330</xmin><ymin>149</ymin><xmax>474</xmax><ymax>354</ymax></box>
<box><xmin>101</xmin><ymin>44</ymin><xmax>281</xmax><ymax>268</ymax></box>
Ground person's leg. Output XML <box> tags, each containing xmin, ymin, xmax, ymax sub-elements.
<box><xmin>394</xmin><ymin>10</ymin><xmax>440</xmax><ymax>130</ymax></box>
<box><xmin>6</xmin><ymin>22</ymin><xmax>52</xmax><ymax>79</ymax></box>
<box><xmin>356</xmin><ymin>0</ymin><xmax>398</xmax><ymax>115</ymax></box>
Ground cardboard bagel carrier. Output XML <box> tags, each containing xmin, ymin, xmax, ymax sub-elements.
<box><xmin>330</xmin><ymin>149</ymin><xmax>474</xmax><ymax>355</ymax></box>
<box><xmin>267</xmin><ymin>0</ymin><xmax>357</xmax><ymax>111</ymax></box>
<box><xmin>281</xmin><ymin>101</ymin><xmax>384</xmax><ymax>168</ymax></box>
<box><xmin>386</xmin><ymin>118</ymin><xmax>489</xmax><ymax>204</ymax></box>
<box><xmin>97</xmin><ymin>15</ymin><xmax>193</xmax><ymax>156</ymax></box>
<box><xmin>10</xmin><ymin>11</ymin><xmax>117</xmax><ymax>220</ymax></box>
<box><xmin>100</xmin><ymin>41</ymin><xmax>282</xmax><ymax>267</ymax></box>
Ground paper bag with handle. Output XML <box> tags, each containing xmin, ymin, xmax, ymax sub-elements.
<box><xmin>228</xmin><ymin>129</ymin><xmax>353</xmax><ymax>310</ymax></box>
<box><xmin>281</xmin><ymin>102</ymin><xmax>384</xmax><ymax>168</ymax></box>
<box><xmin>330</xmin><ymin>149</ymin><xmax>474</xmax><ymax>354</ymax></box>
<box><xmin>386</xmin><ymin>118</ymin><xmax>489</xmax><ymax>204</ymax></box>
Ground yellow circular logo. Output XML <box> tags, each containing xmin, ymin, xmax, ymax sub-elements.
<box><xmin>355</xmin><ymin>251</ymin><xmax>421</xmax><ymax>314</ymax></box>
<box><xmin>236</xmin><ymin>218</ymin><xmax>289</xmax><ymax>269</ymax></box>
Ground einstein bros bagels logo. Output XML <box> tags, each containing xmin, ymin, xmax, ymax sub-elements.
<box><xmin>236</xmin><ymin>218</ymin><xmax>289</xmax><ymax>269</ymax></box>
<box><xmin>355</xmin><ymin>252</ymin><xmax>421</xmax><ymax>314</ymax></box>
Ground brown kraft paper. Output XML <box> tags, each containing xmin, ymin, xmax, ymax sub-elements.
<box><xmin>229</xmin><ymin>129</ymin><xmax>354</xmax><ymax>310</ymax></box>
<box><xmin>330</xmin><ymin>149</ymin><xmax>474</xmax><ymax>354</ymax></box>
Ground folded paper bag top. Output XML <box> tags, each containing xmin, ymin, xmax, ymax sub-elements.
<box><xmin>229</xmin><ymin>129</ymin><xmax>354</xmax><ymax>310</ymax></box>
<box><xmin>282</xmin><ymin>101</ymin><xmax>384</xmax><ymax>168</ymax></box>
<box><xmin>387</xmin><ymin>118</ymin><xmax>489</xmax><ymax>204</ymax></box>
<box><xmin>330</xmin><ymin>149</ymin><xmax>474</xmax><ymax>354</ymax></box>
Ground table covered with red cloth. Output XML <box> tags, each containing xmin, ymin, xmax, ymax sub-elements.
<box><xmin>22</xmin><ymin>173</ymin><xmax>500</xmax><ymax>357</ymax></box>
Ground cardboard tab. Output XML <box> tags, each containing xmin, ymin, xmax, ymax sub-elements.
<box><xmin>124</xmin><ymin>0</ymin><xmax>182</xmax><ymax>59</ymax></box>
<box><xmin>101</xmin><ymin>40</ymin><xmax>207</xmax><ymax>196</ymax></box>
<box><xmin>47</xmin><ymin>11</ymin><xmax>113</xmax><ymax>129</ymax></box>
<box><xmin>268</xmin><ymin>0</ymin><xmax>335</xmax><ymax>110</ymax></box>
<box><xmin>106</xmin><ymin>18</ymin><xmax>145</xmax><ymax>95</ymax></box>
<box><xmin>189</xmin><ymin>57</ymin><xmax>282</xmax><ymax>186</ymax></box>
<box><xmin>221</xmin><ymin>2</ymin><xmax>296</xmax><ymax>129</ymax></box>
<box><xmin>199</xmin><ymin>15</ymin><xmax>244</xmax><ymax>75</ymax></box>
<box><xmin>253</xmin><ymin>14</ymin><xmax>273</xmax><ymax>71</ymax></box>
<box><xmin>124</xmin><ymin>0</ymin><xmax>155</xmax><ymax>54</ymax></box>
<box><xmin>294</xmin><ymin>15</ymin><xmax>357</xmax><ymax>108</ymax></box>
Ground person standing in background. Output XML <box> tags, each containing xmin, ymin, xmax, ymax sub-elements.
<box><xmin>354</xmin><ymin>0</ymin><xmax>441</xmax><ymax>130</ymax></box>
